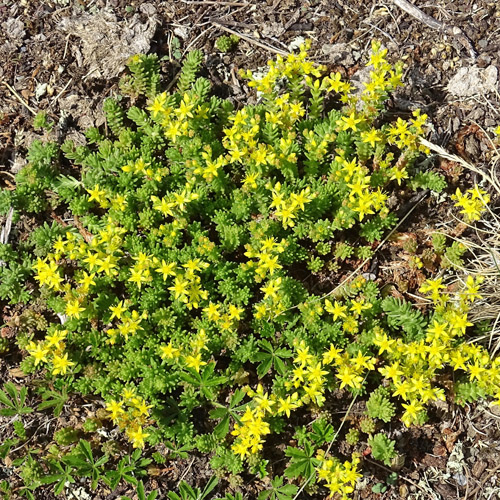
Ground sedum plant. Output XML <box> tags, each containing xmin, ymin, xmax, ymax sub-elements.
<box><xmin>1</xmin><ymin>40</ymin><xmax>497</xmax><ymax>498</ymax></box>
<box><xmin>215</xmin><ymin>35</ymin><xmax>239</xmax><ymax>53</ymax></box>
<box><xmin>367</xmin><ymin>433</ymin><xmax>397</xmax><ymax>466</ymax></box>
<box><xmin>365</xmin><ymin>387</ymin><xmax>396</xmax><ymax>423</ymax></box>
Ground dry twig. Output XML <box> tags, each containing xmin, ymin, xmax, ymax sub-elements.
<box><xmin>292</xmin><ymin>378</ymin><xmax>364</xmax><ymax>500</ymax></box>
<box><xmin>468</xmin><ymin>462</ymin><xmax>500</xmax><ymax>498</ymax></box>
<box><xmin>419</xmin><ymin>138</ymin><xmax>500</xmax><ymax>196</ymax></box>
<box><xmin>212</xmin><ymin>21</ymin><xmax>289</xmax><ymax>56</ymax></box>
<box><xmin>0</xmin><ymin>207</ymin><xmax>14</xmax><ymax>260</ymax></box>
<box><xmin>1</xmin><ymin>80</ymin><xmax>37</xmax><ymax>115</ymax></box>
<box><xmin>421</xmin><ymin>135</ymin><xmax>500</xmax><ymax>355</ymax></box>
<box><xmin>391</xmin><ymin>0</ymin><xmax>477</xmax><ymax>59</ymax></box>
<box><xmin>182</xmin><ymin>0</ymin><xmax>251</xmax><ymax>5</ymax></box>
<box><xmin>51</xmin><ymin>77</ymin><xmax>73</xmax><ymax>106</ymax></box>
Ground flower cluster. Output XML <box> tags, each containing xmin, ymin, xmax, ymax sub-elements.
<box><xmin>451</xmin><ymin>184</ymin><xmax>490</xmax><ymax>222</ymax></box>
<box><xmin>105</xmin><ymin>386</ymin><xmax>152</xmax><ymax>448</ymax></box>
<box><xmin>230</xmin><ymin>274</ymin><xmax>496</xmax><ymax>460</ymax></box>
<box><xmin>316</xmin><ymin>452</ymin><xmax>363</xmax><ymax>499</ymax></box>
<box><xmin>243</xmin><ymin>237</ymin><xmax>286</xmax><ymax>281</ymax></box>
<box><xmin>241</xmin><ymin>40</ymin><xmax>324</xmax><ymax>95</ymax></box>
<box><xmin>286</xmin><ymin>341</ymin><xmax>330</xmax><ymax>406</ymax></box>
<box><xmin>26</xmin><ymin>328</ymin><xmax>74</xmax><ymax>376</ymax></box>
<box><xmin>231</xmin><ymin>385</ymin><xmax>273</xmax><ymax>458</ymax></box>
<box><xmin>268</xmin><ymin>182</ymin><xmax>316</xmax><ymax>228</ymax></box>
<box><xmin>160</xmin><ymin>328</ymin><xmax>209</xmax><ymax>373</ymax></box>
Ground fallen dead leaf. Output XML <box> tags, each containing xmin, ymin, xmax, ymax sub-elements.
<box><xmin>442</xmin><ymin>427</ymin><xmax>461</xmax><ymax>453</ymax></box>
<box><xmin>9</xmin><ymin>368</ymin><xmax>27</xmax><ymax>378</ymax></box>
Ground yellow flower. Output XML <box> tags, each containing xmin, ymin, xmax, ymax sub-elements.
<box><xmin>350</xmin><ymin>299</ymin><xmax>372</xmax><ymax>317</ymax></box>
<box><xmin>160</xmin><ymin>342</ymin><xmax>180</xmax><ymax>360</ymax></box>
<box><xmin>368</xmin><ymin>47</ymin><xmax>388</xmax><ymax>69</ymax></box>
<box><xmin>203</xmin><ymin>302</ymin><xmax>221</xmax><ymax>322</ymax></box>
<box><xmin>360</xmin><ymin>128</ymin><xmax>382</xmax><ymax>147</ymax></box>
<box><xmin>132</xmin><ymin>398</ymin><xmax>153</xmax><ymax>417</ymax></box>
<box><xmin>128</xmin><ymin>266</ymin><xmax>152</xmax><ymax>289</ymax></box>
<box><xmin>389</xmin><ymin>167</ymin><xmax>408</xmax><ymax>185</ymax></box>
<box><xmin>106</xmin><ymin>328</ymin><xmax>118</xmax><ymax>345</ymax></box>
<box><xmin>96</xmin><ymin>255</ymin><xmax>118</xmax><ymax>276</ymax></box>
<box><xmin>254</xmin><ymin>303</ymin><xmax>268</xmax><ymax>319</ymax></box>
<box><xmin>87</xmin><ymin>184</ymin><xmax>106</xmax><ymax>203</ymax></box>
<box><xmin>294</xmin><ymin>344</ymin><xmax>314</xmax><ymax>366</ymax></box>
<box><xmin>165</xmin><ymin>121</ymin><xmax>183</xmax><ymax>142</ymax></box>
<box><xmin>337</xmin><ymin>112</ymin><xmax>363</xmax><ymax>132</ymax></box>
<box><xmin>423</xmin><ymin>345</ymin><xmax>443</xmax><ymax>368</ymax></box>
<box><xmin>467</xmin><ymin>361</ymin><xmax>486</xmax><ymax>381</ymax></box>
<box><xmin>45</xmin><ymin>330</ymin><xmax>68</xmax><ymax>347</ymax></box>
<box><xmin>53</xmin><ymin>237</ymin><xmax>66</xmax><ymax>254</ymax></box>
<box><xmin>373</xmin><ymin>331</ymin><xmax>395</xmax><ymax>355</ymax></box>
<box><xmin>122</xmin><ymin>387</ymin><xmax>136</xmax><ymax>401</ymax></box>
<box><xmin>342</xmin><ymin>315</ymin><xmax>359</xmax><ymax>334</ymax></box>
<box><xmin>306</xmin><ymin>362</ymin><xmax>329</xmax><ymax>384</ymax></box>
<box><xmin>147</xmin><ymin>92</ymin><xmax>168</xmax><ymax>117</ymax></box>
<box><xmin>323</xmin><ymin>344</ymin><xmax>343</xmax><ymax>365</ymax></box>
<box><xmin>34</xmin><ymin>259</ymin><xmax>63</xmax><ymax>290</ymax></box>
<box><xmin>52</xmin><ymin>353</ymin><xmax>75</xmax><ymax>375</ymax></box>
<box><xmin>184</xmin><ymin>354</ymin><xmax>207</xmax><ymax>372</ymax></box>
<box><xmin>336</xmin><ymin>364</ymin><xmax>363</xmax><ymax>389</ymax></box>
<box><xmin>351</xmin><ymin>351</ymin><xmax>375</xmax><ymax>371</ymax></box>
<box><xmin>228</xmin><ymin>304</ymin><xmax>244</xmax><ymax>320</ymax></box>
<box><xmin>254</xmin><ymin>388</ymin><xmax>275</xmax><ymax>415</ymax></box>
<box><xmin>277</xmin><ymin>395</ymin><xmax>299</xmax><ymax>418</ymax></box>
<box><xmin>392</xmin><ymin>379</ymin><xmax>412</xmax><ymax>400</ymax></box>
<box><xmin>419</xmin><ymin>277</ymin><xmax>446</xmax><ymax>301</ymax></box>
<box><xmin>126</xmin><ymin>425</ymin><xmax>149</xmax><ymax>449</ymax></box>
<box><xmin>155</xmin><ymin>260</ymin><xmax>177</xmax><ymax>281</ymax></box>
<box><xmin>449</xmin><ymin>312</ymin><xmax>473</xmax><ymax>335</ymax></box>
<box><xmin>83</xmin><ymin>251</ymin><xmax>100</xmax><ymax>271</ymax></box>
<box><xmin>65</xmin><ymin>299</ymin><xmax>85</xmax><ymax>319</ymax></box>
<box><xmin>27</xmin><ymin>341</ymin><xmax>49</xmax><ymax>366</ymax></box>
<box><xmin>451</xmin><ymin>185</ymin><xmax>490</xmax><ymax>222</ymax></box>
<box><xmin>303</xmin><ymin>383</ymin><xmax>325</xmax><ymax>405</ymax></box>
<box><xmin>379</xmin><ymin>361</ymin><xmax>403</xmax><ymax>383</ymax></box>
<box><xmin>290</xmin><ymin>188</ymin><xmax>314</xmax><ymax>211</ymax></box>
<box><xmin>326</xmin><ymin>72</ymin><xmax>345</xmax><ymax>93</ymax></box>
<box><xmin>324</xmin><ymin>299</ymin><xmax>347</xmax><ymax>321</ymax></box>
<box><xmin>258</xmin><ymin>254</ymin><xmax>282</xmax><ymax>276</ymax></box>
<box><xmin>261</xmin><ymin>278</ymin><xmax>281</xmax><ymax>300</ymax></box>
<box><xmin>351</xmin><ymin>193</ymin><xmax>375</xmax><ymax>221</ymax></box>
<box><xmin>462</xmin><ymin>275</ymin><xmax>483</xmax><ymax>303</ymax></box>
<box><xmin>175</xmin><ymin>94</ymin><xmax>194</xmax><ymax>120</ymax></box>
<box><xmin>411</xmin><ymin>109</ymin><xmax>428</xmax><ymax>130</ymax></box>
<box><xmin>426</xmin><ymin>321</ymin><xmax>449</xmax><ymax>341</ymax></box>
<box><xmin>401</xmin><ymin>400</ymin><xmax>424</xmax><ymax>427</ymax></box>
<box><xmin>243</xmin><ymin>172</ymin><xmax>259</xmax><ymax>190</ymax></box>
<box><xmin>106</xmin><ymin>400</ymin><xmax>125</xmax><ymax>420</ymax></box>
<box><xmin>274</xmin><ymin>204</ymin><xmax>297</xmax><ymax>228</ymax></box>
<box><xmin>191</xmin><ymin>330</ymin><xmax>209</xmax><ymax>352</ymax></box>
<box><xmin>169</xmin><ymin>276</ymin><xmax>189</xmax><ymax>301</ymax></box>
<box><xmin>449</xmin><ymin>350</ymin><xmax>468</xmax><ymax>371</ymax></box>
<box><xmin>78</xmin><ymin>272</ymin><xmax>96</xmax><ymax>290</ymax></box>
<box><xmin>109</xmin><ymin>301</ymin><xmax>127</xmax><ymax>320</ymax></box>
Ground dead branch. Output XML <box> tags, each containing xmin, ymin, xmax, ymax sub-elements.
<box><xmin>391</xmin><ymin>0</ymin><xmax>477</xmax><ymax>59</ymax></box>
<box><xmin>1</xmin><ymin>80</ymin><xmax>37</xmax><ymax>115</ymax></box>
<box><xmin>181</xmin><ymin>0</ymin><xmax>251</xmax><ymax>5</ymax></box>
<box><xmin>212</xmin><ymin>21</ymin><xmax>289</xmax><ymax>56</ymax></box>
